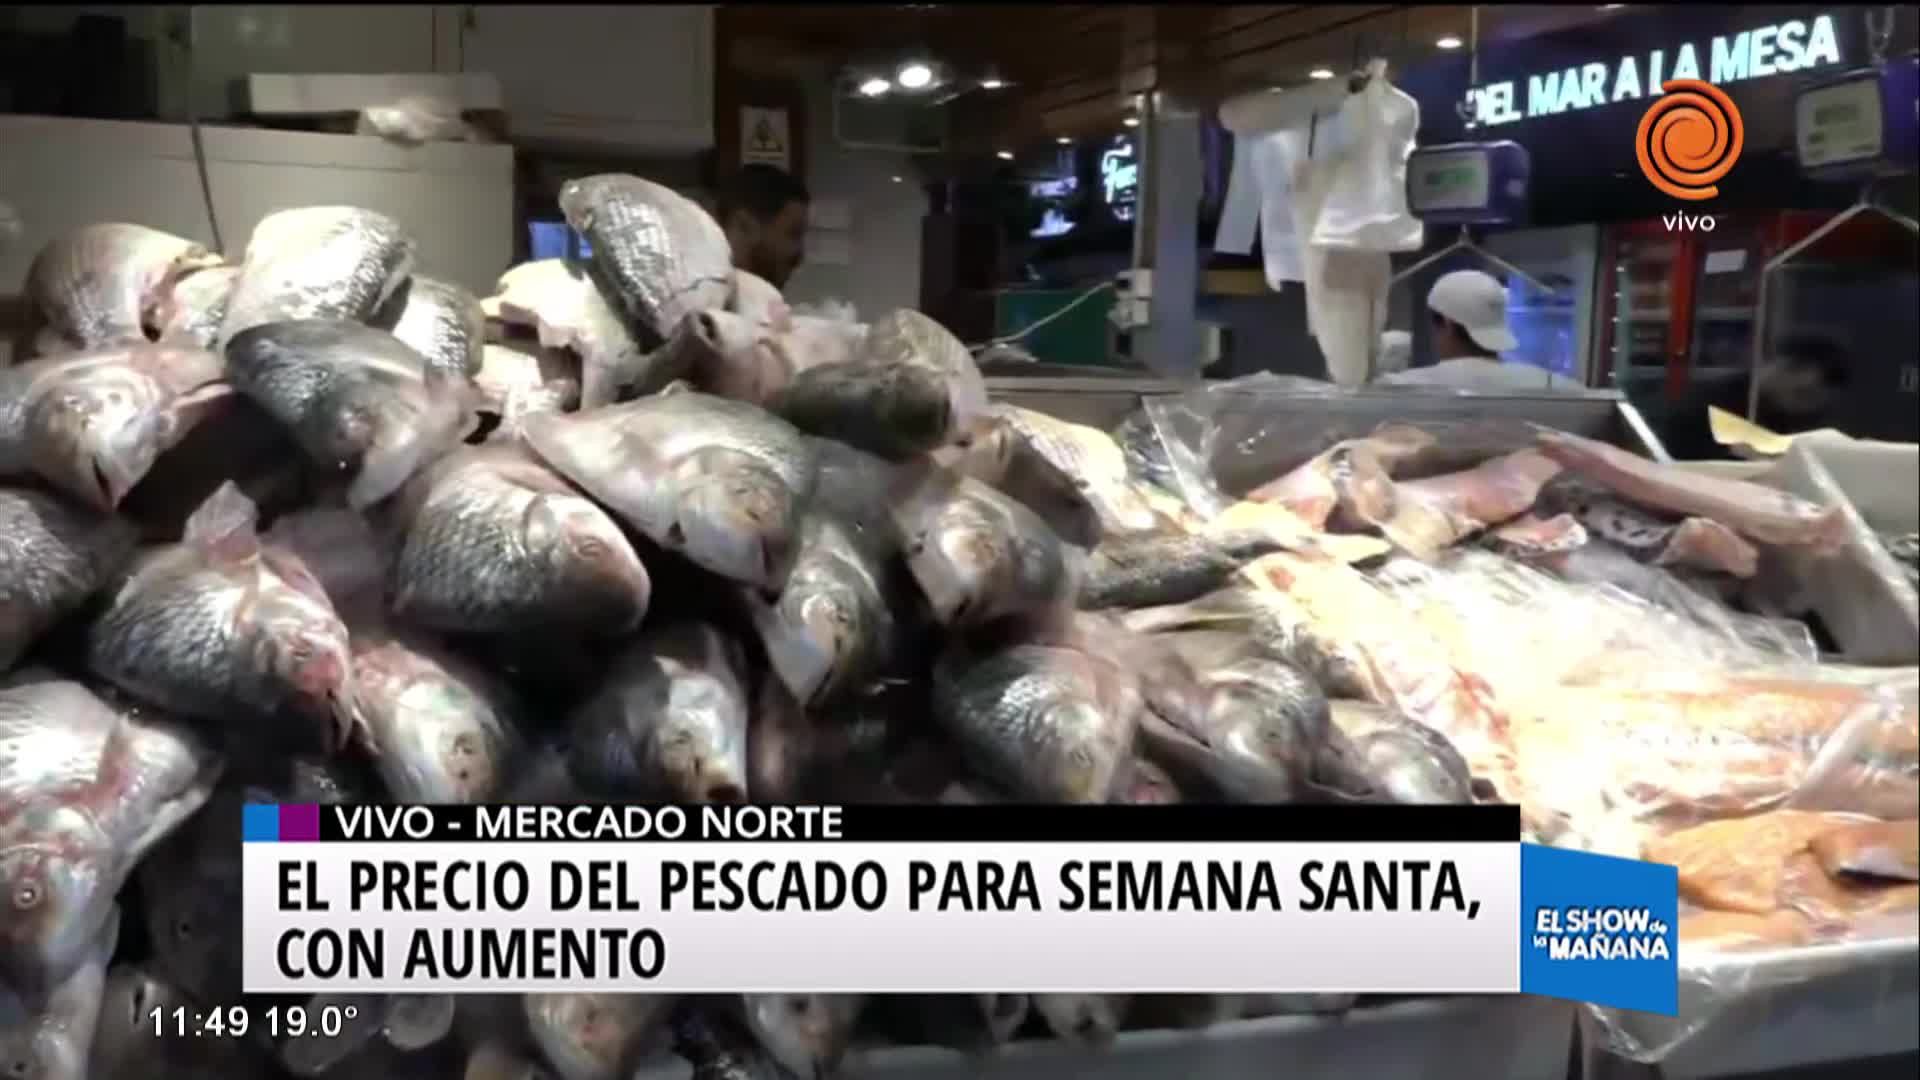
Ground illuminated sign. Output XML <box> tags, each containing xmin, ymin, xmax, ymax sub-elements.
<box><xmin>1100</xmin><ymin>140</ymin><xmax>1138</xmax><ymax>221</ymax></box>
<box><xmin>1468</xmin><ymin>13</ymin><xmax>1842</xmax><ymax>128</ymax></box>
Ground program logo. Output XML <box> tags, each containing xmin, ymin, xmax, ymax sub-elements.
<box><xmin>1636</xmin><ymin>79</ymin><xmax>1745</xmax><ymax>202</ymax></box>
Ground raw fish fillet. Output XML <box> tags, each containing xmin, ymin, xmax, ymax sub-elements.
<box><xmin>1809</xmin><ymin>819</ymin><xmax>1919</xmax><ymax>882</ymax></box>
<box><xmin>1535</xmin><ymin>428</ymin><xmax>1849</xmax><ymax>551</ymax></box>
<box><xmin>1367</xmin><ymin>449</ymin><xmax>1562</xmax><ymax>561</ymax></box>
<box><xmin>1485</xmin><ymin>513</ymin><xmax>1588</xmax><ymax>558</ymax></box>
<box><xmin>1643</xmin><ymin>811</ymin><xmax>1860</xmax><ymax>914</ymax></box>
<box><xmin>1245</xmin><ymin>425</ymin><xmax>1434</xmax><ymax>529</ymax></box>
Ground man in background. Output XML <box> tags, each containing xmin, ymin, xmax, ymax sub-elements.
<box><xmin>717</xmin><ymin>163</ymin><xmax>810</xmax><ymax>290</ymax></box>
<box><xmin>1377</xmin><ymin>269</ymin><xmax>1588</xmax><ymax>392</ymax></box>
<box><xmin>1662</xmin><ymin>335</ymin><xmax>1853</xmax><ymax>460</ymax></box>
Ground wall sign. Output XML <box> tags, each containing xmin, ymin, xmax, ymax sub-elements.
<box><xmin>1468</xmin><ymin>13</ymin><xmax>1843</xmax><ymax>128</ymax></box>
<box><xmin>740</xmin><ymin>106</ymin><xmax>792</xmax><ymax>171</ymax></box>
<box><xmin>1100</xmin><ymin>138</ymin><xmax>1139</xmax><ymax>222</ymax></box>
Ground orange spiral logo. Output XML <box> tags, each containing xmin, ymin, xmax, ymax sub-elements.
<box><xmin>1637</xmin><ymin>80</ymin><xmax>1744</xmax><ymax>201</ymax></box>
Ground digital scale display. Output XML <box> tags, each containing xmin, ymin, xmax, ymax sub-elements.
<box><xmin>1408</xmin><ymin>150</ymin><xmax>1492</xmax><ymax>213</ymax></box>
<box><xmin>1797</xmin><ymin>74</ymin><xmax>1885</xmax><ymax>170</ymax></box>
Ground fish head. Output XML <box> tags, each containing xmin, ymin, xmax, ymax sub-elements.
<box><xmin>25</xmin><ymin>367</ymin><xmax>172</xmax><ymax>509</ymax></box>
<box><xmin>313</xmin><ymin>395</ymin><xmax>381</xmax><ymax>467</ymax></box>
<box><xmin>247</xmin><ymin>587</ymin><xmax>356</xmax><ymax>749</ymax></box>
<box><xmin>523</xmin><ymin>494</ymin><xmax>652</xmax><ymax>632</ymax></box>
<box><xmin>874</xmin><ymin>363</ymin><xmax>955</xmax><ymax>451</ymax></box>
<box><xmin>654</xmin><ymin>673</ymin><xmax>750</xmax><ymax>804</ymax></box>
<box><xmin>744</xmin><ymin>994</ymin><xmax>861</xmax><ymax>1078</ymax></box>
<box><xmin>0</xmin><ymin>840</ymin><xmax>111</xmax><ymax>993</ymax></box>
<box><xmin>904</xmin><ymin>500</ymin><xmax>1009</xmax><ymax>626</ymax></box>
<box><xmin>752</xmin><ymin>561</ymin><xmax>876</xmax><ymax>706</ymax></box>
<box><xmin>672</xmin><ymin>449</ymin><xmax>801</xmax><ymax>589</ymax></box>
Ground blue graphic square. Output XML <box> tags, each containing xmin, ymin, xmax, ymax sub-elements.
<box><xmin>242</xmin><ymin>803</ymin><xmax>282</xmax><ymax>843</ymax></box>
<box><xmin>1520</xmin><ymin>843</ymin><xmax>1678</xmax><ymax>1016</ymax></box>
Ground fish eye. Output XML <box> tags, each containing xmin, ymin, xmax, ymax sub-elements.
<box><xmin>576</xmin><ymin>538</ymin><xmax>607</xmax><ymax>560</ymax></box>
<box><xmin>12</xmin><ymin>882</ymin><xmax>41</xmax><ymax>910</ymax></box>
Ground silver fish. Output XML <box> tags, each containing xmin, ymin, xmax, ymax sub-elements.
<box><xmin>351</xmin><ymin>628</ymin><xmax>524</xmax><ymax>803</ymax></box>
<box><xmin>26</xmin><ymin>224</ymin><xmax>221</xmax><ymax>351</ymax></box>
<box><xmin>525</xmin><ymin>992</ymin><xmax>676</xmax><ymax>1080</ymax></box>
<box><xmin>1314</xmin><ymin>700</ymin><xmax>1474</xmax><ymax>805</ymax></box>
<box><xmin>937</xmin><ymin>411</ymin><xmax>1103</xmax><ymax>549</ymax></box>
<box><xmin>558</xmin><ymin>174</ymin><xmax>733</xmax><ymax>346</ymax></box>
<box><xmin>521</xmin><ymin>391</ymin><xmax>818</xmax><ymax>590</ymax></box>
<box><xmin>0</xmin><ymin>906</ymin><xmax>115</xmax><ymax>1080</ymax></box>
<box><xmin>474</xmin><ymin>342</ymin><xmax>581</xmax><ymax>438</ymax></box>
<box><xmin>991</xmin><ymin>404</ymin><xmax>1164</xmax><ymax>536</ymax></box>
<box><xmin>1123</xmin><ymin>588</ymin><xmax>1372</xmax><ymax>700</ymax></box>
<box><xmin>932</xmin><ymin>642</ymin><xmax>1140</xmax><ymax>803</ymax></box>
<box><xmin>224</xmin><ymin>318</ymin><xmax>477</xmax><ymax>508</ymax></box>
<box><xmin>1031</xmin><ymin>993</ymin><xmax>1130</xmax><ymax>1049</ymax></box>
<box><xmin>0</xmin><ymin>344</ymin><xmax>232</xmax><ymax>509</ymax></box>
<box><xmin>482</xmin><ymin>259</ymin><xmax>658</xmax><ymax>409</ymax></box>
<box><xmin>747</xmin><ymin>515</ymin><xmax>897</xmax><ymax>707</ymax></box>
<box><xmin>1075</xmin><ymin>529</ymin><xmax>1296</xmax><ymax>611</ymax></box>
<box><xmin>217</xmin><ymin>206</ymin><xmax>415</xmax><ymax>347</ymax></box>
<box><xmin>0</xmin><ymin>486</ymin><xmax>139</xmax><ymax>671</ymax></box>
<box><xmin>385</xmin><ymin>443</ymin><xmax>650</xmax><ymax>635</ymax></box>
<box><xmin>568</xmin><ymin>623</ymin><xmax>751</xmax><ymax>803</ymax></box>
<box><xmin>0</xmin><ymin>678</ymin><xmax>218</xmax><ymax>991</ymax></box>
<box><xmin>374</xmin><ymin>274</ymin><xmax>486</xmax><ymax>378</ymax></box>
<box><xmin>740</xmin><ymin>993</ymin><xmax>867</xmax><ymax>1079</ymax></box>
<box><xmin>150</xmin><ymin>266</ymin><xmax>241</xmax><ymax>349</ymax></box>
<box><xmin>891</xmin><ymin>466</ymin><xmax>1076</xmax><ymax>632</ymax></box>
<box><xmin>856</xmin><ymin>309</ymin><xmax>988</xmax><ymax>439</ymax></box>
<box><xmin>86</xmin><ymin>482</ymin><xmax>359</xmax><ymax>755</ymax></box>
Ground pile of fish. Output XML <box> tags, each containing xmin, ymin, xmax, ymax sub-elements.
<box><xmin>2</xmin><ymin>182</ymin><xmax>1475</xmax><ymax>1079</ymax></box>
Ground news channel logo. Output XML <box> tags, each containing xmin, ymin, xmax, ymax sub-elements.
<box><xmin>1637</xmin><ymin>78</ymin><xmax>1746</xmax><ymax>202</ymax></box>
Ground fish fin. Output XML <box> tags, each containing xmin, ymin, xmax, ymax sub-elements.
<box><xmin>184</xmin><ymin>481</ymin><xmax>262</xmax><ymax>563</ymax></box>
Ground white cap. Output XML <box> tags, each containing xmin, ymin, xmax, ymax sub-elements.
<box><xmin>1427</xmin><ymin>269</ymin><xmax>1517</xmax><ymax>354</ymax></box>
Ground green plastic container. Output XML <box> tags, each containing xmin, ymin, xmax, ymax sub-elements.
<box><xmin>993</xmin><ymin>288</ymin><xmax>1116</xmax><ymax>367</ymax></box>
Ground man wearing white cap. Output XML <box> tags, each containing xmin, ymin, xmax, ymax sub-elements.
<box><xmin>1377</xmin><ymin>269</ymin><xmax>1587</xmax><ymax>392</ymax></box>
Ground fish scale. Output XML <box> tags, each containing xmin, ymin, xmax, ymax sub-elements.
<box><xmin>932</xmin><ymin>644</ymin><xmax>1138</xmax><ymax>804</ymax></box>
<box><xmin>87</xmin><ymin>556</ymin><xmax>258</xmax><ymax>718</ymax></box>
<box><xmin>376</xmin><ymin>275</ymin><xmax>486</xmax><ymax>379</ymax></box>
<box><xmin>0</xmin><ymin>488</ymin><xmax>139</xmax><ymax>671</ymax></box>
<box><xmin>28</xmin><ymin>224</ymin><xmax>218</xmax><ymax>350</ymax></box>
<box><xmin>559</xmin><ymin>174</ymin><xmax>734</xmax><ymax>348</ymax></box>
<box><xmin>218</xmin><ymin>207</ymin><xmax>415</xmax><ymax>347</ymax></box>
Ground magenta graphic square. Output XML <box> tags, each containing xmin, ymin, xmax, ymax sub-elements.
<box><xmin>279</xmin><ymin>803</ymin><xmax>322</xmax><ymax>842</ymax></box>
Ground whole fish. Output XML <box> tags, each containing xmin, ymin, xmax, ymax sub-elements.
<box><xmin>217</xmin><ymin>206</ymin><xmax>415</xmax><ymax>347</ymax></box>
<box><xmin>768</xmin><ymin>360</ymin><xmax>953</xmax><ymax>461</ymax></box>
<box><xmin>932</xmin><ymin>642</ymin><xmax>1140</xmax><ymax>803</ymax></box>
<box><xmin>1076</xmin><ymin>529</ymin><xmax>1296</xmax><ymax>610</ymax></box>
<box><xmin>671</xmin><ymin>1006</ymin><xmax>799</xmax><ymax>1080</ymax></box>
<box><xmin>989</xmin><ymin>404</ymin><xmax>1164</xmax><ymax>537</ymax></box>
<box><xmin>1032</xmin><ymin>993</ymin><xmax>1130</xmax><ymax>1049</ymax></box>
<box><xmin>0</xmin><ymin>486</ymin><xmax>139</xmax><ymax>671</ymax></box>
<box><xmin>1314</xmin><ymin>700</ymin><xmax>1475</xmax><ymax>805</ymax></box>
<box><xmin>740</xmin><ymin>993</ymin><xmax>867</xmax><ymax>1079</ymax></box>
<box><xmin>0</xmin><ymin>678</ymin><xmax>218</xmax><ymax>991</ymax></box>
<box><xmin>568</xmin><ymin>623</ymin><xmax>751</xmax><ymax>803</ymax></box>
<box><xmin>482</xmin><ymin>259</ymin><xmax>658</xmax><ymax>408</ymax></box>
<box><xmin>890</xmin><ymin>466</ymin><xmax>1077</xmax><ymax>633</ymax></box>
<box><xmin>385</xmin><ymin>444</ymin><xmax>651</xmax><ymax>636</ymax></box>
<box><xmin>524</xmin><ymin>993</ymin><xmax>675</xmax><ymax>1080</ymax></box>
<box><xmin>521</xmin><ymin>392</ymin><xmax>818</xmax><ymax>590</ymax></box>
<box><xmin>374</xmin><ymin>274</ymin><xmax>486</xmax><ymax>378</ymax></box>
<box><xmin>86</xmin><ymin>482</ymin><xmax>359</xmax><ymax>755</ymax></box>
<box><xmin>150</xmin><ymin>265</ymin><xmax>240</xmax><ymax>349</ymax></box>
<box><xmin>225</xmin><ymin>319</ymin><xmax>477</xmax><ymax>508</ymax></box>
<box><xmin>351</xmin><ymin>628</ymin><xmax>524</xmax><ymax>803</ymax></box>
<box><xmin>558</xmin><ymin>174</ymin><xmax>734</xmax><ymax>348</ymax></box>
<box><xmin>474</xmin><ymin>342</ymin><xmax>581</xmax><ymax>438</ymax></box>
<box><xmin>0</xmin><ymin>908</ymin><xmax>115</xmax><ymax>1080</ymax></box>
<box><xmin>675</xmin><ymin>308</ymin><xmax>871</xmax><ymax>408</ymax></box>
<box><xmin>1536</xmin><ymin>428</ymin><xmax>1849</xmax><ymax>550</ymax></box>
<box><xmin>749</xmin><ymin>515</ymin><xmax>897</xmax><ymax>707</ymax></box>
<box><xmin>26</xmin><ymin>224</ymin><xmax>222</xmax><ymax>351</ymax></box>
<box><xmin>938</xmin><ymin>411</ymin><xmax>1103</xmax><ymax>549</ymax></box>
<box><xmin>263</xmin><ymin>504</ymin><xmax>392</xmax><ymax>624</ymax></box>
<box><xmin>1129</xmin><ymin>645</ymin><xmax>1327</xmax><ymax>803</ymax></box>
<box><xmin>0</xmin><ymin>343</ymin><xmax>232</xmax><ymax>509</ymax></box>
<box><xmin>856</xmin><ymin>309</ymin><xmax>989</xmax><ymax>439</ymax></box>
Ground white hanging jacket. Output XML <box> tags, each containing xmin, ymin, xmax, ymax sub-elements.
<box><xmin>1312</xmin><ymin>72</ymin><xmax>1425</xmax><ymax>253</ymax></box>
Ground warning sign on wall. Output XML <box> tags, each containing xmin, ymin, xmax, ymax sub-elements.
<box><xmin>741</xmin><ymin>107</ymin><xmax>792</xmax><ymax>171</ymax></box>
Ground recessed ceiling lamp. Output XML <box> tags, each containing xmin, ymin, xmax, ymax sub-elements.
<box><xmin>1308</xmin><ymin>67</ymin><xmax>1335</xmax><ymax>80</ymax></box>
<box><xmin>891</xmin><ymin>175</ymin><xmax>905</xmax><ymax>183</ymax></box>
<box><xmin>1122</xmin><ymin>115</ymin><xmax>1140</xmax><ymax>128</ymax></box>
<box><xmin>995</xmin><ymin>150</ymin><xmax>1015</xmax><ymax>160</ymax></box>
<box><xmin>897</xmin><ymin>62</ymin><xmax>935</xmax><ymax>90</ymax></box>
<box><xmin>981</xmin><ymin>75</ymin><xmax>1007</xmax><ymax>89</ymax></box>
<box><xmin>1056</xmin><ymin>136</ymin><xmax>1072</xmax><ymax>145</ymax></box>
<box><xmin>859</xmin><ymin>76</ymin><xmax>891</xmax><ymax>97</ymax></box>
<box><xmin>1437</xmin><ymin>35</ymin><xmax>1463</xmax><ymax>49</ymax></box>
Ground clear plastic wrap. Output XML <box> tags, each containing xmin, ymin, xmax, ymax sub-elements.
<box><xmin>355</xmin><ymin>96</ymin><xmax>481</xmax><ymax>146</ymax></box>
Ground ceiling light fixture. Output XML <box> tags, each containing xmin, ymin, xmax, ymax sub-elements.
<box><xmin>995</xmin><ymin>150</ymin><xmax>1015</xmax><ymax>160</ymax></box>
<box><xmin>1308</xmin><ymin>67</ymin><xmax>1335</xmax><ymax>80</ymax></box>
<box><xmin>891</xmin><ymin>175</ymin><xmax>905</xmax><ymax>183</ymax></box>
<box><xmin>1436</xmin><ymin>35</ymin><xmax>1463</xmax><ymax>50</ymax></box>
<box><xmin>859</xmin><ymin>76</ymin><xmax>891</xmax><ymax>97</ymax></box>
<box><xmin>1122</xmin><ymin>115</ymin><xmax>1140</xmax><ymax>128</ymax></box>
<box><xmin>897</xmin><ymin>62</ymin><xmax>935</xmax><ymax>90</ymax></box>
<box><xmin>981</xmin><ymin>77</ymin><xmax>1006</xmax><ymax>90</ymax></box>
<box><xmin>1056</xmin><ymin>136</ymin><xmax>1072</xmax><ymax>145</ymax></box>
